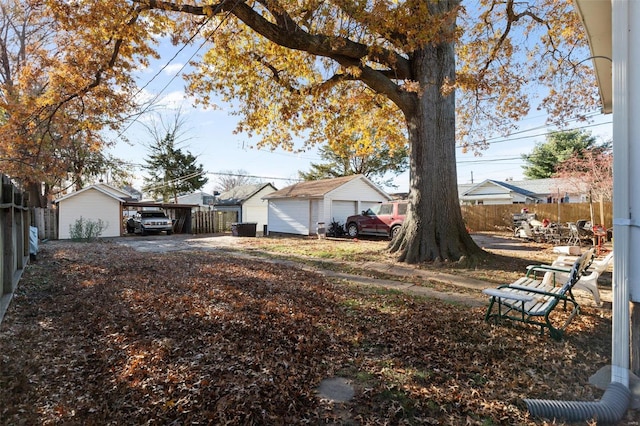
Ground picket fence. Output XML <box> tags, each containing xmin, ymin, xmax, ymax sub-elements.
<box><xmin>191</xmin><ymin>210</ymin><xmax>238</xmax><ymax>234</ymax></box>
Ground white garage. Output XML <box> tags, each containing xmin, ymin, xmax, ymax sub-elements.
<box><xmin>54</xmin><ymin>183</ymin><xmax>133</xmax><ymax>239</ymax></box>
<box><xmin>264</xmin><ymin>175</ymin><xmax>392</xmax><ymax>236</ymax></box>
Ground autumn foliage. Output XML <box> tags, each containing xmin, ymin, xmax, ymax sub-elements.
<box><xmin>0</xmin><ymin>241</ymin><xmax>631</xmax><ymax>424</ymax></box>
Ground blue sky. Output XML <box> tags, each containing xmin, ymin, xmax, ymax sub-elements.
<box><xmin>107</xmin><ymin>38</ymin><xmax>613</xmax><ymax>195</ymax></box>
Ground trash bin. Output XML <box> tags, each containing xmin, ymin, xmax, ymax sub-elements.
<box><xmin>231</xmin><ymin>222</ymin><xmax>257</xmax><ymax>237</ymax></box>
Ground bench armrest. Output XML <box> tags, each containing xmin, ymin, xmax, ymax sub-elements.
<box><xmin>525</xmin><ymin>264</ymin><xmax>571</xmax><ymax>278</ymax></box>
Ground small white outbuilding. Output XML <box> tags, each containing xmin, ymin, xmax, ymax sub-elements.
<box><xmin>263</xmin><ymin>175</ymin><xmax>392</xmax><ymax>236</ymax></box>
<box><xmin>54</xmin><ymin>183</ymin><xmax>133</xmax><ymax>239</ymax></box>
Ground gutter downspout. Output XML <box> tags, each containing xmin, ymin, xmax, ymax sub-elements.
<box><xmin>526</xmin><ymin>0</ymin><xmax>632</xmax><ymax>422</ymax></box>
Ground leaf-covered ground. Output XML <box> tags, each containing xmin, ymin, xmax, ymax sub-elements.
<box><xmin>0</xmin><ymin>240</ymin><xmax>632</xmax><ymax>425</ymax></box>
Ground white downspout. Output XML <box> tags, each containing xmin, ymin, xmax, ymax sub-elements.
<box><xmin>525</xmin><ymin>1</ymin><xmax>634</xmax><ymax>421</ymax></box>
<box><xmin>611</xmin><ymin>0</ymin><xmax>631</xmax><ymax>389</ymax></box>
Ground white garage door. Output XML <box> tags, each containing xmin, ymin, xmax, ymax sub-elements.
<box><xmin>268</xmin><ymin>199</ymin><xmax>310</xmax><ymax>235</ymax></box>
<box><xmin>331</xmin><ymin>201</ymin><xmax>357</xmax><ymax>226</ymax></box>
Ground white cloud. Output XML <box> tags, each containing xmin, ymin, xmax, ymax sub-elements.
<box><xmin>163</xmin><ymin>63</ymin><xmax>185</xmax><ymax>76</ymax></box>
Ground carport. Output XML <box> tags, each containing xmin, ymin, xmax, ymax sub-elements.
<box><xmin>123</xmin><ymin>202</ymin><xmax>198</xmax><ymax>234</ymax></box>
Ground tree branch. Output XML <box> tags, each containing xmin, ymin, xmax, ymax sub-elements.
<box><xmin>135</xmin><ymin>0</ymin><xmax>413</xmax><ymax>106</ymax></box>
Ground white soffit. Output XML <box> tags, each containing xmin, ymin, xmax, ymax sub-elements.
<box><xmin>574</xmin><ymin>0</ymin><xmax>613</xmax><ymax>114</ymax></box>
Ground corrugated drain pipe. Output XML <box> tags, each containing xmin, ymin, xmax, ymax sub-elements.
<box><xmin>524</xmin><ymin>382</ymin><xmax>630</xmax><ymax>424</ymax></box>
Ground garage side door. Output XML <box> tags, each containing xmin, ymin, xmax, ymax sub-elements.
<box><xmin>268</xmin><ymin>199</ymin><xmax>310</xmax><ymax>235</ymax></box>
<box><xmin>331</xmin><ymin>201</ymin><xmax>357</xmax><ymax>226</ymax></box>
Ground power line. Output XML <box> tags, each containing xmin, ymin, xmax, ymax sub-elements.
<box><xmin>206</xmin><ymin>171</ymin><xmax>301</xmax><ymax>182</ymax></box>
<box><xmin>483</xmin><ymin>120</ymin><xmax>612</xmax><ymax>146</ymax></box>
<box><xmin>116</xmin><ymin>0</ymin><xmax>242</xmax><ymax>139</ymax></box>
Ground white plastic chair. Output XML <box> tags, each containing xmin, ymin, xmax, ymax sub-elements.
<box><xmin>541</xmin><ymin>251</ymin><xmax>613</xmax><ymax>306</ymax></box>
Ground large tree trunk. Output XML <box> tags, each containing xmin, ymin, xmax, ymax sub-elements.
<box><xmin>389</xmin><ymin>34</ymin><xmax>484</xmax><ymax>264</ymax></box>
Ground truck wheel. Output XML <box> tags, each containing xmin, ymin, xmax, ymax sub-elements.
<box><xmin>347</xmin><ymin>223</ymin><xmax>359</xmax><ymax>238</ymax></box>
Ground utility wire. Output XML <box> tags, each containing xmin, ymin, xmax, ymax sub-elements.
<box><xmin>116</xmin><ymin>0</ymin><xmax>242</xmax><ymax>139</ymax></box>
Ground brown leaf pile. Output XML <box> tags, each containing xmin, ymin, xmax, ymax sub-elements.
<box><xmin>0</xmin><ymin>240</ymin><xmax>632</xmax><ymax>425</ymax></box>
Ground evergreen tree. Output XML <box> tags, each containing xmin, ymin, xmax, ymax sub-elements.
<box><xmin>143</xmin><ymin>132</ymin><xmax>208</xmax><ymax>202</ymax></box>
<box><xmin>522</xmin><ymin>130</ymin><xmax>597</xmax><ymax>179</ymax></box>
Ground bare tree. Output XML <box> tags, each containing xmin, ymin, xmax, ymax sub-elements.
<box><xmin>213</xmin><ymin>170</ymin><xmax>258</xmax><ymax>192</ymax></box>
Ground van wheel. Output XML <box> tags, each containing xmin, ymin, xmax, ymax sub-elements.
<box><xmin>347</xmin><ymin>223</ymin><xmax>359</xmax><ymax>238</ymax></box>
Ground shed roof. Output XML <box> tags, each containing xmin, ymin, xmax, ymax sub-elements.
<box><xmin>54</xmin><ymin>183</ymin><xmax>133</xmax><ymax>204</ymax></box>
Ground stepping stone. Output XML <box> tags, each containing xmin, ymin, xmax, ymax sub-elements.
<box><xmin>317</xmin><ymin>377</ymin><xmax>355</xmax><ymax>402</ymax></box>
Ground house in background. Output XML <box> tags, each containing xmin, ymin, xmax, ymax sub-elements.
<box><xmin>54</xmin><ymin>183</ymin><xmax>134</xmax><ymax>239</ymax></box>
<box><xmin>175</xmin><ymin>191</ymin><xmax>217</xmax><ymax>209</ymax></box>
<box><xmin>458</xmin><ymin>178</ymin><xmax>589</xmax><ymax>205</ymax></box>
<box><xmin>263</xmin><ymin>174</ymin><xmax>391</xmax><ymax>236</ymax></box>
<box><xmin>214</xmin><ymin>183</ymin><xmax>277</xmax><ymax>234</ymax></box>
<box><xmin>121</xmin><ymin>185</ymin><xmax>143</xmax><ymax>201</ymax></box>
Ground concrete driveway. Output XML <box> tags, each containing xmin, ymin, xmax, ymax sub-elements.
<box><xmin>115</xmin><ymin>233</ymin><xmax>244</xmax><ymax>253</ymax></box>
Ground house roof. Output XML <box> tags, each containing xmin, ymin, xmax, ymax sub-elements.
<box><xmin>216</xmin><ymin>183</ymin><xmax>277</xmax><ymax>205</ymax></box>
<box><xmin>263</xmin><ymin>175</ymin><xmax>389</xmax><ymax>200</ymax></box>
<box><xmin>488</xmin><ymin>180</ymin><xmax>539</xmax><ymax>199</ymax></box>
<box><xmin>460</xmin><ymin>178</ymin><xmax>588</xmax><ymax>200</ymax></box>
<box><xmin>54</xmin><ymin>183</ymin><xmax>133</xmax><ymax>204</ymax></box>
<box><xmin>177</xmin><ymin>191</ymin><xmax>215</xmax><ymax>200</ymax></box>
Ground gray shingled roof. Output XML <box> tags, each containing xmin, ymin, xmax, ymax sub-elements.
<box><xmin>216</xmin><ymin>183</ymin><xmax>276</xmax><ymax>205</ymax></box>
<box><xmin>459</xmin><ymin>178</ymin><xmax>588</xmax><ymax>198</ymax></box>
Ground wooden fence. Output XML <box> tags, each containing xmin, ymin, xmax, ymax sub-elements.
<box><xmin>15</xmin><ymin>201</ymin><xmax>613</xmax><ymax>242</ymax></box>
<box><xmin>0</xmin><ymin>174</ymin><xmax>31</xmax><ymax>324</ymax></box>
<box><xmin>192</xmin><ymin>210</ymin><xmax>238</xmax><ymax>234</ymax></box>
<box><xmin>31</xmin><ymin>207</ymin><xmax>58</xmax><ymax>240</ymax></box>
<box><xmin>460</xmin><ymin>202</ymin><xmax>613</xmax><ymax>232</ymax></box>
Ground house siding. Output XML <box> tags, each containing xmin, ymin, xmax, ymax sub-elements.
<box><xmin>242</xmin><ymin>186</ymin><xmax>275</xmax><ymax>234</ymax></box>
<box><xmin>177</xmin><ymin>192</ymin><xmax>215</xmax><ymax>207</ymax></box>
<box><xmin>58</xmin><ymin>188</ymin><xmax>122</xmax><ymax>239</ymax></box>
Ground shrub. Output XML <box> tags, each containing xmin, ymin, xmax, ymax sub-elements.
<box><xmin>327</xmin><ymin>218</ymin><xmax>345</xmax><ymax>237</ymax></box>
<box><xmin>69</xmin><ymin>217</ymin><xmax>108</xmax><ymax>242</ymax></box>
